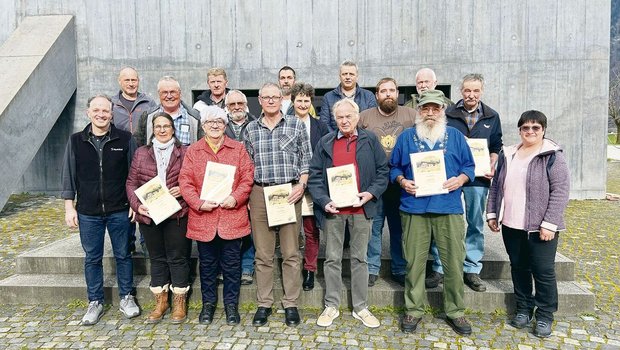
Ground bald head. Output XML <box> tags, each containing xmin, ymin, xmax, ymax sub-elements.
<box><xmin>118</xmin><ymin>67</ymin><xmax>140</xmax><ymax>100</ymax></box>
<box><xmin>415</xmin><ymin>68</ymin><xmax>438</xmax><ymax>93</ymax></box>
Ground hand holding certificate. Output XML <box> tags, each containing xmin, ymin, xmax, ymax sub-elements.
<box><xmin>201</xmin><ymin>161</ymin><xmax>236</xmax><ymax>204</ymax></box>
<box><xmin>326</xmin><ymin>164</ymin><xmax>361</xmax><ymax>208</ymax></box>
<box><xmin>263</xmin><ymin>183</ymin><xmax>297</xmax><ymax>227</ymax></box>
<box><xmin>410</xmin><ymin>150</ymin><xmax>449</xmax><ymax>197</ymax></box>
<box><xmin>466</xmin><ymin>138</ymin><xmax>491</xmax><ymax>177</ymax></box>
<box><xmin>134</xmin><ymin>177</ymin><xmax>182</xmax><ymax>225</ymax></box>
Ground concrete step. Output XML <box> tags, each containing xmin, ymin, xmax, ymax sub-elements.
<box><xmin>15</xmin><ymin>232</ymin><xmax>576</xmax><ymax>281</ymax></box>
<box><xmin>0</xmin><ymin>273</ymin><xmax>594</xmax><ymax>315</ymax></box>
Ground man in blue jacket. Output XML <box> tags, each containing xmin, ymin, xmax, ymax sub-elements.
<box><xmin>426</xmin><ymin>74</ymin><xmax>503</xmax><ymax>293</ymax></box>
<box><xmin>319</xmin><ymin>60</ymin><xmax>376</xmax><ymax>132</ymax></box>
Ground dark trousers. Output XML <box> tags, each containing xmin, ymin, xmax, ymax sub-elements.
<box><xmin>141</xmin><ymin>217</ymin><xmax>191</xmax><ymax>288</ymax></box>
<box><xmin>197</xmin><ymin>235</ymin><xmax>242</xmax><ymax>305</ymax></box>
<box><xmin>502</xmin><ymin>225</ymin><xmax>559</xmax><ymax>322</ymax></box>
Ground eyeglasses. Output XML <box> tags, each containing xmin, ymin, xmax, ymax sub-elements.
<box><xmin>519</xmin><ymin>125</ymin><xmax>542</xmax><ymax>133</ymax></box>
<box><xmin>204</xmin><ymin>120</ymin><xmax>225</xmax><ymax>127</ymax></box>
<box><xmin>159</xmin><ymin>90</ymin><xmax>180</xmax><ymax>97</ymax></box>
<box><xmin>260</xmin><ymin>95</ymin><xmax>282</xmax><ymax>102</ymax></box>
<box><xmin>419</xmin><ymin>105</ymin><xmax>442</xmax><ymax>114</ymax></box>
<box><xmin>154</xmin><ymin>125</ymin><xmax>173</xmax><ymax>131</ymax></box>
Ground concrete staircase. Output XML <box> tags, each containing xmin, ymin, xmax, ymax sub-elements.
<box><xmin>0</xmin><ymin>228</ymin><xmax>594</xmax><ymax>315</ymax></box>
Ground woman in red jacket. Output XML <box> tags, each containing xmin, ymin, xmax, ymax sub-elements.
<box><xmin>179</xmin><ymin>106</ymin><xmax>254</xmax><ymax>325</ymax></box>
<box><xmin>126</xmin><ymin>112</ymin><xmax>191</xmax><ymax>324</ymax></box>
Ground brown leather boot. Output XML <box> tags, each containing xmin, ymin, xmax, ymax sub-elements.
<box><xmin>171</xmin><ymin>286</ymin><xmax>189</xmax><ymax>324</ymax></box>
<box><xmin>146</xmin><ymin>285</ymin><xmax>169</xmax><ymax>323</ymax></box>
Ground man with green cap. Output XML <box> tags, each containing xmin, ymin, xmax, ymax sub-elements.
<box><xmin>389</xmin><ymin>89</ymin><xmax>475</xmax><ymax>335</ymax></box>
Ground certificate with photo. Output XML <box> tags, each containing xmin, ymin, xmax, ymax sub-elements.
<box><xmin>200</xmin><ymin>161</ymin><xmax>236</xmax><ymax>203</ymax></box>
<box><xmin>326</xmin><ymin>164</ymin><xmax>361</xmax><ymax>208</ymax></box>
<box><xmin>263</xmin><ymin>183</ymin><xmax>297</xmax><ymax>227</ymax></box>
<box><xmin>134</xmin><ymin>176</ymin><xmax>182</xmax><ymax>225</ymax></box>
<box><xmin>410</xmin><ymin>150</ymin><xmax>449</xmax><ymax>197</ymax></box>
<box><xmin>301</xmin><ymin>192</ymin><xmax>314</xmax><ymax>216</ymax></box>
<box><xmin>466</xmin><ymin>138</ymin><xmax>491</xmax><ymax>177</ymax></box>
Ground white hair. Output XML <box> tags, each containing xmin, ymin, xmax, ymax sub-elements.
<box><xmin>199</xmin><ymin>105</ymin><xmax>228</xmax><ymax>125</ymax></box>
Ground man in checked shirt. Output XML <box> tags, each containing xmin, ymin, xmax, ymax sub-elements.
<box><xmin>242</xmin><ymin>82</ymin><xmax>312</xmax><ymax>328</ymax></box>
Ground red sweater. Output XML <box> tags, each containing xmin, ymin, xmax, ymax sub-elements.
<box><xmin>333</xmin><ymin>135</ymin><xmax>363</xmax><ymax>215</ymax></box>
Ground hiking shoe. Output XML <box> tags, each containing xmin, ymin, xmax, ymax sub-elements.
<box><xmin>425</xmin><ymin>271</ymin><xmax>444</xmax><ymax>288</ymax></box>
<box><xmin>317</xmin><ymin>306</ymin><xmax>340</xmax><ymax>327</ymax></box>
<box><xmin>464</xmin><ymin>273</ymin><xmax>487</xmax><ymax>292</ymax></box>
<box><xmin>81</xmin><ymin>301</ymin><xmax>104</xmax><ymax>326</ymax></box>
<box><xmin>401</xmin><ymin>315</ymin><xmax>422</xmax><ymax>333</ymax></box>
<box><xmin>241</xmin><ymin>272</ymin><xmax>254</xmax><ymax>285</ymax></box>
<box><xmin>446</xmin><ymin>316</ymin><xmax>472</xmax><ymax>335</ymax></box>
<box><xmin>352</xmin><ymin>308</ymin><xmax>380</xmax><ymax>328</ymax></box>
<box><xmin>510</xmin><ymin>313</ymin><xmax>533</xmax><ymax>329</ymax></box>
<box><xmin>119</xmin><ymin>295</ymin><xmax>140</xmax><ymax>318</ymax></box>
<box><xmin>534</xmin><ymin>320</ymin><xmax>552</xmax><ymax>338</ymax></box>
<box><xmin>368</xmin><ymin>274</ymin><xmax>378</xmax><ymax>287</ymax></box>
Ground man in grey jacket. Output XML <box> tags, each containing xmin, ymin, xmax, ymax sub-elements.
<box><xmin>111</xmin><ymin>67</ymin><xmax>157</xmax><ymax>133</ymax></box>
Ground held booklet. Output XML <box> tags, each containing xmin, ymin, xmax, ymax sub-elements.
<box><xmin>410</xmin><ymin>150</ymin><xmax>449</xmax><ymax>197</ymax></box>
<box><xmin>326</xmin><ymin>164</ymin><xmax>361</xmax><ymax>208</ymax></box>
<box><xmin>134</xmin><ymin>176</ymin><xmax>182</xmax><ymax>225</ymax></box>
<box><xmin>263</xmin><ymin>183</ymin><xmax>297</xmax><ymax>227</ymax></box>
<box><xmin>200</xmin><ymin>161</ymin><xmax>236</xmax><ymax>204</ymax></box>
<box><xmin>301</xmin><ymin>192</ymin><xmax>314</xmax><ymax>216</ymax></box>
<box><xmin>466</xmin><ymin>138</ymin><xmax>491</xmax><ymax>177</ymax></box>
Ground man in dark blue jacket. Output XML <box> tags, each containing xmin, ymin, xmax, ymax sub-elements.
<box><xmin>62</xmin><ymin>94</ymin><xmax>139</xmax><ymax>326</ymax></box>
<box><xmin>319</xmin><ymin>60</ymin><xmax>377</xmax><ymax>132</ymax></box>
<box><xmin>426</xmin><ymin>74</ymin><xmax>503</xmax><ymax>293</ymax></box>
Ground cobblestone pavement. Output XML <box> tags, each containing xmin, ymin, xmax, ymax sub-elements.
<box><xmin>0</xmin><ymin>164</ymin><xmax>619</xmax><ymax>349</ymax></box>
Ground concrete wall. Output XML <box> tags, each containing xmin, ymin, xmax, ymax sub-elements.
<box><xmin>0</xmin><ymin>0</ymin><xmax>611</xmax><ymax>199</ymax></box>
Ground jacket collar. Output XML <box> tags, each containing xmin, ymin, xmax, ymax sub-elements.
<box><xmin>503</xmin><ymin>138</ymin><xmax>561</xmax><ymax>158</ymax></box>
<box><xmin>80</xmin><ymin>123</ymin><xmax>120</xmax><ymax>142</ymax></box>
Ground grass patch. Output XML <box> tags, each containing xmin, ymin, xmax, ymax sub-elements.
<box><xmin>66</xmin><ymin>299</ymin><xmax>88</xmax><ymax>309</ymax></box>
<box><xmin>609</xmin><ymin>133</ymin><xmax>618</xmax><ymax>145</ymax></box>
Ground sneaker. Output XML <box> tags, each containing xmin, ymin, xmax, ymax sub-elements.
<box><xmin>464</xmin><ymin>273</ymin><xmax>487</xmax><ymax>292</ymax></box>
<box><xmin>446</xmin><ymin>316</ymin><xmax>472</xmax><ymax>335</ymax></box>
<box><xmin>352</xmin><ymin>308</ymin><xmax>380</xmax><ymax>328</ymax></box>
<box><xmin>81</xmin><ymin>301</ymin><xmax>104</xmax><ymax>326</ymax></box>
<box><xmin>119</xmin><ymin>295</ymin><xmax>140</xmax><ymax>318</ymax></box>
<box><xmin>401</xmin><ymin>314</ymin><xmax>422</xmax><ymax>333</ymax></box>
<box><xmin>241</xmin><ymin>272</ymin><xmax>254</xmax><ymax>285</ymax></box>
<box><xmin>510</xmin><ymin>313</ymin><xmax>533</xmax><ymax>329</ymax></box>
<box><xmin>368</xmin><ymin>274</ymin><xmax>378</xmax><ymax>287</ymax></box>
<box><xmin>534</xmin><ymin>320</ymin><xmax>552</xmax><ymax>338</ymax></box>
<box><xmin>317</xmin><ymin>306</ymin><xmax>340</xmax><ymax>327</ymax></box>
<box><xmin>425</xmin><ymin>271</ymin><xmax>444</xmax><ymax>288</ymax></box>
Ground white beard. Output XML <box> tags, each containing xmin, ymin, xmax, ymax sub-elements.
<box><xmin>415</xmin><ymin>116</ymin><xmax>447</xmax><ymax>144</ymax></box>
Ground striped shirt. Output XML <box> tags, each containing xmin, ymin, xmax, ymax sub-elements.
<box><xmin>243</xmin><ymin>114</ymin><xmax>311</xmax><ymax>184</ymax></box>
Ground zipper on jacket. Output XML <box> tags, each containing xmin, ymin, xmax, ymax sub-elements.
<box><xmin>88</xmin><ymin>137</ymin><xmax>107</xmax><ymax>214</ymax></box>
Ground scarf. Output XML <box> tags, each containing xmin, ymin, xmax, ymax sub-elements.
<box><xmin>152</xmin><ymin>138</ymin><xmax>175</xmax><ymax>183</ymax></box>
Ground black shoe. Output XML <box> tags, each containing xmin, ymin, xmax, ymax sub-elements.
<box><xmin>224</xmin><ymin>304</ymin><xmax>240</xmax><ymax>325</ymax></box>
<box><xmin>464</xmin><ymin>273</ymin><xmax>487</xmax><ymax>292</ymax></box>
<box><xmin>446</xmin><ymin>316</ymin><xmax>472</xmax><ymax>336</ymax></box>
<box><xmin>534</xmin><ymin>320</ymin><xmax>552</xmax><ymax>338</ymax></box>
<box><xmin>252</xmin><ymin>306</ymin><xmax>272</xmax><ymax>326</ymax></box>
<box><xmin>509</xmin><ymin>313</ymin><xmax>533</xmax><ymax>329</ymax></box>
<box><xmin>284</xmin><ymin>307</ymin><xmax>300</xmax><ymax>327</ymax></box>
<box><xmin>425</xmin><ymin>271</ymin><xmax>444</xmax><ymax>288</ymax></box>
<box><xmin>198</xmin><ymin>303</ymin><xmax>216</xmax><ymax>324</ymax></box>
<box><xmin>302</xmin><ymin>270</ymin><xmax>315</xmax><ymax>291</ymax></box>
<box><xmin>390</xmin><ymin>273</ymin><xmax>405</xmax><ymax>287</ymax></box>
<box><xmin>401</xmin><ymin>315</ymin><xmax>422</xmax><ymax>333</ymax></box>
<box><xmin>368</xmin><ymin>274</ymin><xmax>378</xmax><ymax>287</ymax></box>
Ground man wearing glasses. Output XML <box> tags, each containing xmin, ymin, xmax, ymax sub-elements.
<box><xmin>134</xmin><ymin>76</ymin><xmax>202</xmax><ymax>146</ymax></box>
<box><xmin>242</xmin><ymin>83</ymin><xmax>312</xmax><ymax>327</ymax></box>
<box><xmin>426</xmin><ymin>74</ymin><xmax>503</xmax><ymax>292</ymax></box>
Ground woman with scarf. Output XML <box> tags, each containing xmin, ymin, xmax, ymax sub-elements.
<box><xmin>126</xmin><ymin>112</ymin><xmax>191</xmax><ymax>323</ymax></box>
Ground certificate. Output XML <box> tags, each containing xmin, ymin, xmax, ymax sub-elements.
<box><xmin>466</xmin><ymin>138</ymin><xmax>491</xmax><ymax>177</ymax></box>
<box><xmin>301</xmin><ymin>192</ymin><xmax>314</xmax><ymax>216</ymax></box>
<box><xmin>134</xmin><ymin>177</ymin><xmax>182</xmax><ymax>225</ymax></box>
<box><xmin>263</xmin><ymin>183</ymin><xmax>297</xmax><ymax>227</ymax></box>
<box><xmin>326</xmin><ymin>164</ymin><xmax>360</xmax><ymax>208</ymax></box>
<box><xmin>200</xmin><ymin>161</ymin><xmax>236</xmax><ymax>203</ymax></box>
<box><xmin>410</xmin><ymin>150</ymin><xmax>449</xmax><ymax>197</ymax></box>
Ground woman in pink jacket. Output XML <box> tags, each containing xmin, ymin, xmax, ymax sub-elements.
<box><xmin>179</xmin><ymin>106</ymin><xmax>254</xmax><ymax>326</ymax></box>
<box><xmin>126</xmin><ymin>112</ymin><xmax>191</xmax><ymax>324</ymax></box>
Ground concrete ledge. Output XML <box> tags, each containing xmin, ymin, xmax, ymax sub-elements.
<box><xmin>0</xmin><ymin>15</ymin><xmax>76</xmax><ymax>209</ymax></box>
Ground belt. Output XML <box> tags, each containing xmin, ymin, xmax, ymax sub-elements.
<box><xmin>254</xmin><ymin>180</ymin><xmax>298</xmax><ymax>187</ymax></box>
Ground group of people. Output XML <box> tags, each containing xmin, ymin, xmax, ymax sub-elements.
<box><xmin>61</xmin><ymin>61</ymin><xmax>570</xmax><ymax>338</ymax></box>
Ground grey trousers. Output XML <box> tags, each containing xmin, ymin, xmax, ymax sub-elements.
<box><xmin>323</xmin><ymin>214</ymin><xmax>371</xmax><ymax>312</ymax></box>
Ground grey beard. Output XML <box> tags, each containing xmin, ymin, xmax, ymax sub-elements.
<box><xmin>230</xmin><ymin>111</ymin><xmax>246</xmax><ymax>123</ymax></box>
<box><xmin>415</xmin><ymin>118</ymin><xmax>447</xmax><ymax>144</ymax></box>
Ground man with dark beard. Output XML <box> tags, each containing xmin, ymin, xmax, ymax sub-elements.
<box><xmin>359</xmin><ymin>77</ymin><xmax>416</xmax><ymax>287</ymax></box>
<box><xmin>389</xmin><ymin>90</ymin><xmax>475</xmax><ymax>335</ymax></box>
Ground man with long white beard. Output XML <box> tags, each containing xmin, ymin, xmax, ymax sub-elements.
<box><xmin>389</xmin><ymin>90</ymin><xmax>475</xmax><ymax>335</ymax></box>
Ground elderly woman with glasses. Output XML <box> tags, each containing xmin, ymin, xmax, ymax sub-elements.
<box><xmin>126</xmin><ymin>112</ymin><xmax>191</xmax><ymax>324</ymax></box>
<box><xmin>486</xmin><ymin>110</ymin><xmax>570</xmax><ymax>338</ymax></box>
<box><xmin>179</xmin><ymin>105</ymin><xmax>254</xmax><ymax>326</ymax></box>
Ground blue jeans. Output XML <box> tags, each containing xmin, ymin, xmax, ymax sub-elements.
<box><xmin>241</xmin><ymin>234</ymin><xmax>255</xmax><ymax>274</ymax></box>
<box><xmin>430</xmin><ymin>186</ymin><xmax>488</xmax><ymax>274</ymax></box>
<box><xmin>78</xmin><ymin>210</ymin><xmax>134</xmax><ymax>302</ymax></box>
<box><xmin>367</xmin><ymin>185</ymin><xmax>406</xmax><ymax>276</ymax></box>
